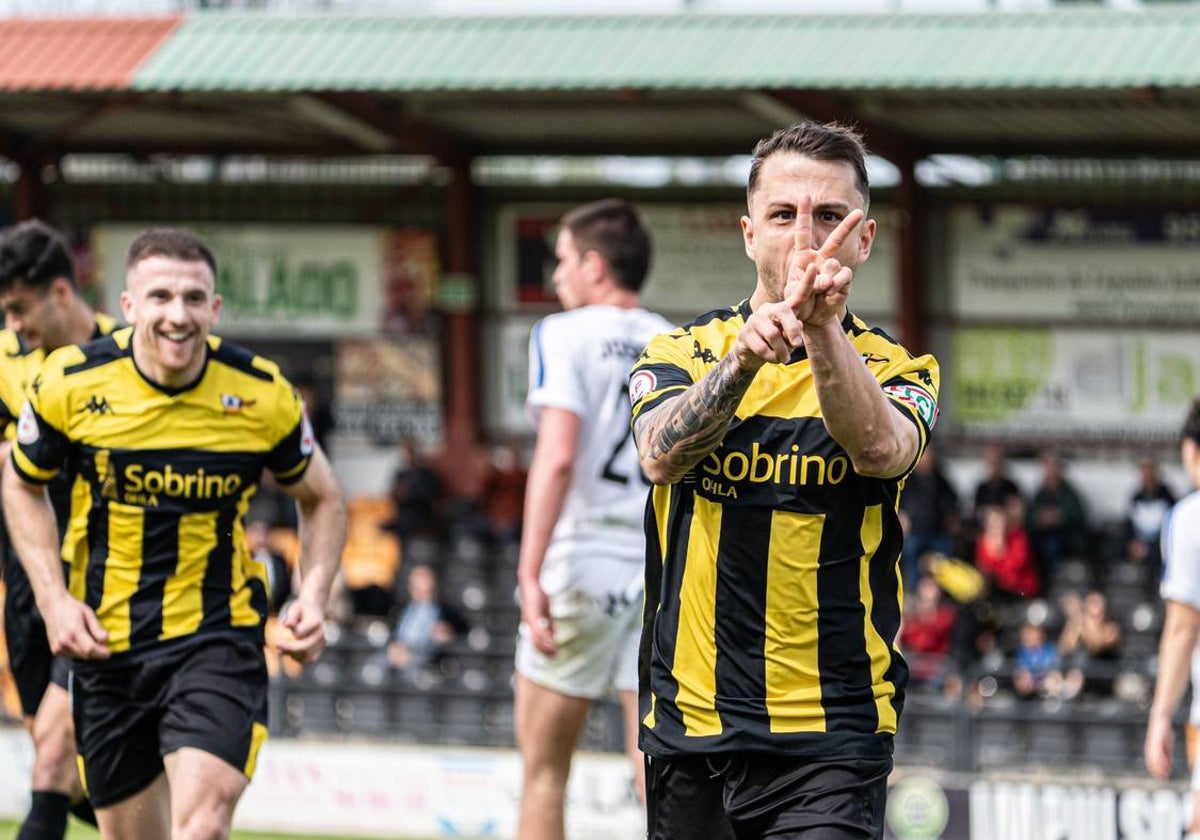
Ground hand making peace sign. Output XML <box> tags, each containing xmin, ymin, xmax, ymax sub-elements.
<box><xmin>734</xmin><ymin>196</ymin><xmax>865</xmax><ymax>369</ymax></box>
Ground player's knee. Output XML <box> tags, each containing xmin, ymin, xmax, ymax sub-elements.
<box><xmin>30</xmin><ymin>723</ymin><xmax>78</xmax><ymax>790</ymax></box>
<box><xmin>173</xmin><ymin>805</ymin><xmax>232</xmax><ymax>840</ymax></box>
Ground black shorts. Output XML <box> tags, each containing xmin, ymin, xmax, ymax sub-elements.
<box><xmin>646</xmin><ymin>752</ymin><xmax>891</xmax><ymax>840</ymax></box>
<box><xmin>72</xmin><ymin>634</ymin><xmax>269</xmax><ymax>809</ymax></box>
<box><xmin>3</xmin><ymin>555</ymin><xmax>70</xmax><ymax>717</ymax></box>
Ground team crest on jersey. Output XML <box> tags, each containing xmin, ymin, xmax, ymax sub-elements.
<box><xmin>629</xmin><ymin>370</ymin><xmax>657</xmax><ymax>405</ymax></box>
<box><xmin>221</xmin><ymin>393</ymin><xmax>257</xmax><ymax>413</ymax></box>
<box><xmin>883</xmin><ymin>383</ymin><xmax>938</xmax><ymax>429</ymax></box>
<box><xmin>16</xmin><ymin>402</ymin><xmax>38</xmax><ymax>445</ymax></box>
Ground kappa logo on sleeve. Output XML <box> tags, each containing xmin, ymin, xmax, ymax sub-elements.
<box><xmin>883</xmin><ymin>383</ymin><xmax>938</xmax><ymax>429</ymax></box>
<box><xmin>629</xmin><ymin>370</ymin><xmax>657</xmax><ymax>405</ymax></box>
<box><xmin>16</xmin><ymin>402</ymin><xmax>38</xmax><ymax>445</ymax></box>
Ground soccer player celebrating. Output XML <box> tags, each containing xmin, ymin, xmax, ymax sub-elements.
<box><xmin>631</xmin><ymin>122</ymin><xmax>940</xmax><ymax>840</ymax></box>
<box><xmin>0</xmin><ymin>220</ymin><xmax>118</xmax><ymax>840</ymax></box>
<box><xmin>2</xmin><ymin>228</ymin><xmax>346</xmax><ymax>840</ymax></box>
<box><xmin>515</xmin><ymin>199</ymin><xmax>672</xmax><ymax>840</ymax></box>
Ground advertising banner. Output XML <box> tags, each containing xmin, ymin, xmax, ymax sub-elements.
<box><xmin>949</xmin><ymin>326</ymin><xmax>1200</xmax><ymax>444</ymax></box>
<box><xmin>334</xmin><ymin>337</ymin><xmax>442</xmax><ymax>446</ymax></box>
<box><xmin>948</xmin><ymin>207</ymin><xmax>1200</xmax><ymax>322</ymax></box>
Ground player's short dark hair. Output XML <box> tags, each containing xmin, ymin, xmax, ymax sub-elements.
<box><xmin>560</xmin><ymin>198</ymin><xmax>652</xmax><ymax>292</ymax></box>
<box><xmin>747</xmin><ymin>122</ymin><xmax>871</xmax><ymax>210</ymax></box>
<box><xmin>126</xmin><ymin>228</ymin><xmax>217</xmax><ymax>276</ymax></box>
<box><xmin>1182</xmin><ymin>397</ymin><xmax>1200</xmax><ymax>446</ymax></box>
<box><xmin>0</xmin><ymin>219</ymin><xmax>77</xmax><ymax>294</ymax></box>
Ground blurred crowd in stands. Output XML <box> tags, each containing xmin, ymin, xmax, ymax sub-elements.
<box><xmin>898</xmin><ymin>442</ymin><xmax>1176</xmax><ymax>713</ymax></box>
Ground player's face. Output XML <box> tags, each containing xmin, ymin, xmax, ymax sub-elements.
<box><xmin>121</xmin><ymin>255</ymin><xmax>221</xmax><ymax>387</ymax></box>
<box><xmin>741</xmin><ymin>153</ymin><xmax>875</xmax><ymax>302</ymax></box>
<box><xmin>551</xmin><ymin>229</ymin><xmax>588</xmax><ymax>311</ymax></box>
<box><xmin>0</xmin><ymin>278</ymin><xmax>73</xmax><ymax>351</ymax></box>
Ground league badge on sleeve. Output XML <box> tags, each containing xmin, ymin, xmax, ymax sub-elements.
<box><xmin>883</xmin><ymin>383</ymin><xmax>938</xmax><ymax>429</ymax></box>
<box><xmin>299</xmin><ymin>411</ymin><xmax>316</xmax><ymax>456</ymax></box>
<box><xmin>16</xmin><ymin>402</ymin><xmax>39</xmax><ymax>445</ymax></box>
<box><xmin>629</xmin><ymin>370</ymin><xmax>657</xmax><ymax>405</ymax></box>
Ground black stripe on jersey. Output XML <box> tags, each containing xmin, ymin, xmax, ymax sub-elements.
<box><xmin>644</xmin><ymin>486</ymin><xmax>695</xmax><ymax>745</ymax></box>
<box><xmin>83</xmin><ymin>502</ymin><xmax>109</xmax><ymax>614</ymax></box>
<box><xmin>265</xmin><ymin>419</ymin><xmax>310</xmax><ymax>485</ymax></box>
<box><xmin>211</xmin><ymin>341</ymin><xmax>274</xmax><ymax>383</ymax></box>
<box><xmin>63</xmin><ymin>336</ymin><xmax>127</xmax><ymax>377</ymax></box>
<box><xmin>872</xmin><ymin>517</ymin><xmax>908</xmax><ymax>724</ymax></box>
<box><xmin>816</xmin><ymin>511</ymin><xmax>878</xmax><ymax>734</ymax></box>
<box><xmin>201</xmin><ymin>501</ymin><xmax>239</xmax><ymax>631</ymax></box>
<box><xmin>684</xmin><ymin>304</ymin><xmax>745</xmax><ymax>331</ymax></box>
<box><xmin>130</xmin><ymin>508</ymin><xmax>179</xmax><ymax>646</ymax></box>
<box><xmin>714</xmin><ymin>506</ymin><xmax>772</xmax><ymax>725</ymax></box>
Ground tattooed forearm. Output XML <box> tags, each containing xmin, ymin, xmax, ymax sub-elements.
<box><xmin>635</xmin><ymin>354</ymin><xmax>758</xmax><ymax>484</ymax></box>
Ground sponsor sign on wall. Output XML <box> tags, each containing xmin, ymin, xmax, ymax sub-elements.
<box><xmin>949</xmin><ymin>327</ymin><xmax>1199</xmax><ymax>444</ymax></box>
<box><xmin>948</xmin><ymin>206</ymin><xmax>1200</xmax><ymax>322</ymax></box>
<box><xmin>496</xmin><ymin>203</ymin><xmax>897</xmax><ymax>318</ymax></box>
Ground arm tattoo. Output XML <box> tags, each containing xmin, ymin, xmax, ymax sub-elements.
<box><xmin>636</xmin><ymin>353</ymin><xmax>757</xmax><ymax>483</ymax></box>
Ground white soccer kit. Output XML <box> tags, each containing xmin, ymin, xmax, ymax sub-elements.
<box><xmin>516</xmin><ymin>304</ymin><xmax>673</xmax><ymax>698</ymax></box>
<box><xmin>1160</xmin><ymin>490</ymin><xmax>1200</xmax><ymax>787</ymax></box>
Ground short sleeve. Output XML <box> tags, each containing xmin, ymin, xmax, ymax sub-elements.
<box><xmin>10</xmin><ymin>357</ymin><xmax>73</xmax><ymax>485</ymax></box>
<box><xmin>264</xmin><ymin>379</ymin><xmax>314</xmax><ymax>486</ymax></box>
<box><xmin>526</xmin><ymin>316</ymin><xmax>587</xmax><ymax>426</ymax></box>
<box><xmin>1161</xmin><ymin>495</ymin><xmax>1200</xmax><ymax>610</ymax></box>
<box><xmin>629</xmin><ymin>328</ymin><xmax>696</xmax><ymax>423</ymax></box>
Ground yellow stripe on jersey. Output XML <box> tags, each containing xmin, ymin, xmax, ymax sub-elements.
<box><xmin>764</xmin><ymin>510</ymin><xmax>825</xmax><ymax>733</ymax></box>
<box><xmin>163</xmin><ymin>511</ymin><xmax>215</xmax><ymax>640</ymax></box>
<box><xmin>674</xmin><ymin>495</ymin><xmax>722</xmax><ymax>738</ymax></box>
<box><xmin>230</xmin><ymin>486</ymin><xmax>265</xmax><ymax>628</ymax></box>
<box><xmin>244</xmin><ymin>721</ymin><xmax>269</xmax><ymax>778</ymax></box>
<box><xmin>859</xmin><ymin>504</ymin><xmax>898</xmax><ymax>733</ymax></box>
<box><xmin>99</xmin><ymin>502</ymin><xmax>143</xmax><ymax>654</ymax></box>
<box><xmin>644</xmin><ymin>690</ymin><xmax>657</xmax><ymax>729</ymax></box>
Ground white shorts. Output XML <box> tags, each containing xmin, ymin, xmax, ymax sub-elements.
<box><xmin>515</xmin><ymin>585</ymin><xmax>641</xmax><ymax>700</ymax></box>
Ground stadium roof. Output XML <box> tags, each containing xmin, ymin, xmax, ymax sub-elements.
<box><xmin>0</xmin><ymin>9</ymin><xmax>1198</xmax><ymax>160</ymax></box>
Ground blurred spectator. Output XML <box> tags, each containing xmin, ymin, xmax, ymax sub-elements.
<box><xmin>294</xmin><ymin>373</ymin><xmax>335</xmax><ymax>457</ymax></box>
<box><xmin>387</xmin><ymin>437</ymin><xmax>444</xmax><ymax>542</ymax></box>
<box><xmin>972</xmin><ymin>442</ymin><xmax>1024</xmax><ymax>520</ymax></box>
<box><xmin>341</xmin><ymin>496</ymin><xmax>402</xmax><ymax>619</ymax></box>
<box><xmin>387</xmin><ymin>564</ymin><xmax>469</xmax><ymax>676</ymax></box>
<box><xmin>975</xmin><ymin>504</ymin><xmax>1041</xmax><ymax>601</ymax></box>
<box><xmin>898</xmin><ymin>444</ymin><xmax>961</xmax><ymax>589</ymax></box>
<box><xmin>899</xmin><ymin>575</ymin><xmax>957</xmax><ymax>688</ymax></box>
<box><xmin>1053</xmin><ymin>589</ymin><xmax>1122</xmax><ymax>699</ymax></box>
<box><xmin>1026</xmin><ymin>450</ymin><xmax>1089</xmax><ymax>580</ymax></box>
<box><xmin>246</xmin><ymin>471</ymin><xmax>299</xmax><ymax>531</ymax></box>
<box><xmin>1126</xmin><ymin>457</ymin><xmax>1175</xmax><ymax>581</ymax></box>
<box><xmin>246</xmin><ymin>518</ymin><xmax>293</xmax><ymax>613</ymax></box>
<box><xmin>482</xmin><ymin>442</ymin><xmax>527</xmax><ymax>546</ymax></box>
<box><xmin>430</xmin><ymin>427</ymin><xmax>493</xmax><ymax>547</ymax></box>
<box><xmin>1012</xmin><ymin>619</ymin><xmax>1060</xmax><ymax>699</ymax></box>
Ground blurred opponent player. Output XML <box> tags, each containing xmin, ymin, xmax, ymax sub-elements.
<box><xmin>3</xmin><ymin>228</ymin><xmax>346</xmax><ymax>840</ymax></box>
<box><xmin>515</xmin><ymin>199</ymin><xmax>672</xmax><ymax>840</ymax></box>
<box><xmin>0</xmin><ymin>220</ymin><xmax>117</xmax><ymax>839</ymax></box>
<box><xmin>1145</xmin><ymin>397</ymin><xmax>1200</xmax><ymax>840</ymax></box>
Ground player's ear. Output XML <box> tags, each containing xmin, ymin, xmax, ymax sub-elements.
<box><xmin>211</xmin><ymin>294</ymin><xmax>222</xmax><ymax>326</ymax></box>
<box><xmin>119</xmin><ymin>290</ymin><xmax>135</xmax><ymax>324</ymax></box>
<box><xmin>857</xmin><ymin>217</ymin><xmax>877</xmax><ymax>264</ymax></box>
<box><xmin>741</xmin><ymin>215</ymin><xmax>755</xmax><ymax>261</ymax></box>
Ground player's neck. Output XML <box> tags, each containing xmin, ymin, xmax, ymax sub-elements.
<box><xmin>61</xmin><ymin>297</ymin><xmax>99</xmax><ymax>350</ymax></box>
<box><xmin>589</xmin><ymin>286</ymin><xmax>639</xmax><ymax>310</ymax></box>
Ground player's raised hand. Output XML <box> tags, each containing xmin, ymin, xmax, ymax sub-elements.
<box><xmin>277</xmin><ymin>597</ymin><xmax>328</xmax><ymax>663</ymax></box>
<box><xmin>45</xmin><ymin>593</ymin><xmax>109</xmax><ymax>661</ymax></box>
<box><xmin>734</xmin><ymin>264</ymin><xmax>816</xmax><ymax>368</ymax></box>
<box><xmin>786</xmin><ymin>200</ymin><xmax>864</xmax><ymax>327</ymax></box>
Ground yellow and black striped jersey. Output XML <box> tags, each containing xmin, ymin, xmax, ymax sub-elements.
<box><xmin>0</xmin><ymin>314</ymin><xmax>119</xmax><ymax>544</ymax></box>
<box><xmin>630</xmin><ymin>302</ymin><xmax>940</xmax><ymax>759</ymax></box>
<box><xmin>11</xmin><ymin>327</ymin><xmax>314</xmax><ymax>666</ymax></box>
<box><xmin>0</xmin><ymin>313</ymin><xmax>119</xmax><ymax>435</ymax></box>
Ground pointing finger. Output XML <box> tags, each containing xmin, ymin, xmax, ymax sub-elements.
<box><xmin>794</xmin><ymin>195</ymin><xmax>813</xmax><ymax>255</ymax></box>
<box><xmin>818</xmin><ymin>208</ymin><xmax>864</xmax><ymax>260</ymax></box>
